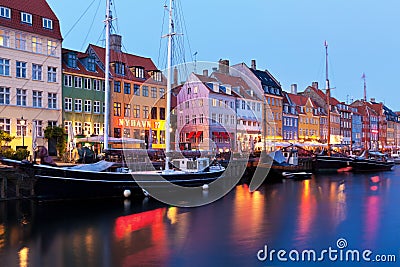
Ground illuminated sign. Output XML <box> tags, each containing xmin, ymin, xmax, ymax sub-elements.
<box><xmin>118</xmin><ymin>119</ymin><xmax>165</xmax><ymax>129</ymax></box>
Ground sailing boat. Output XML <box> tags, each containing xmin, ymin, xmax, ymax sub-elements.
<box><xmin>0</xmin><ymin>0</ymin><xmax>224</xmax><ymax>200</ymax></box>
<box><xmin>313</xmin><ymin>41</ymin><xmax>353</xmax><ymax>172</ymax></box>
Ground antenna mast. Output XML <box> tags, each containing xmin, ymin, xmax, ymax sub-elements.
<box><xmin>362</xmin><ymin>72</ymin><xmax>367</xmax><ymax>101</ymax></box>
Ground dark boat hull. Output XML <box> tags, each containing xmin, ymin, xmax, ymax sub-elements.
<box><xmin>313</xmin><ymin>155</ymin><xmax>353</xmax><ymax>173</ymax></box>
<box><xmin>351</xmin><ymin>159</ymin><xmax>394</xmax><ymax>172</ymax></box>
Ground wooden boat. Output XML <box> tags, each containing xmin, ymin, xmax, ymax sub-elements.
<box><xmin>351</xmin><ymin>151</ymin><xmax>394</xmax><ymax>172</ymax></box>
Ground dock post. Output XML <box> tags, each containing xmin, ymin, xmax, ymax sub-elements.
<box><xmin>1</xmin><ymin>177</ymin><xmax>5</xmax><ymax>199</ymax></box>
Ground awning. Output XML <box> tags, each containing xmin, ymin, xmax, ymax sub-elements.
<box><xmin>187</xmin><ymin>131</ymin><xmax>195</xmax><ymax>139</ymax></box>
<box><xmin>221</xmin><ymin>132</ymin><xmax>229</xmax><ymax>139</ymax></box>
<box><xmin>195</xmin><ymin>131</ymin><xmax>203</xmax><ymax>138</ymax></box>
<box><xmin>213</xmin><ymin>132</ymin><xmax>220</xmax><ymax>137</ymax></box>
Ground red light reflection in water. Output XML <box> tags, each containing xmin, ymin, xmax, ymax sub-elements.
<box><xmin>295</xmin><ymin>180</ymin><xmax>317</xmax><ymax>242</ymax></box>
<box><xmin>364</xmin><ymin>194</ymin><xmax>380</xmax><ymax>246</ymax></box>
<box><xmin>114</xmin><ymin>208</ymin><xmax>166</xmax><ymax>240</ymax></box>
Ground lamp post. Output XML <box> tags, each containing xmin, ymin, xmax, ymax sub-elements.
<box><xmin>20</xmin><ymin>116</ymin><xmax>26</xmax><ymax>148</ymax></box>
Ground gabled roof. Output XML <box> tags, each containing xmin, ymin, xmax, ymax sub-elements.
<box><xmin>0</xmin><ymin>0</ymin><xmax>62</xmax><ymax>40</ymax></box>
<box><xmin>88</xmin><ymin>44</ymin><xmax>162</xmax><ymax>84</ymax></box>
<box><xmin>287</xmin><ymin>93</ymin><xmax>308</xmax><ymax>107</ymax></box>
<box><xmin>62</xmin><ymin>48</ymin><xmax>105</xmax><ymax>78</ymax></box>
<box><xmin>211</xmin><ymin>72</ymin><xmax>261</xmax><ymax>101</ymax></box>
<box><xmin>304</xmin><ymin>86</ymin><xmax>340</xmax><ymax>106</ymax></box>
<box><xmin>250</xmin><ymin>68</ymin><xmax>282</xmax><ymax>96</ymax></box>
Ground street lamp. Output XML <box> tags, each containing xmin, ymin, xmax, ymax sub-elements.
<box><xmin>20</xmin><ymin>116</ymin><xmax>26</xmax><ymax>148</ymax></box>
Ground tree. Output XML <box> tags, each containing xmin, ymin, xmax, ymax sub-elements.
<box><xmin>44</xmin><ymin>125</ymin><xmax>66</xmax><ymax>158</ymax></box>
<box><xmin>0</xmin><ymin>130</ymin><xmax>14</xmax><ymax>147</ymax></box>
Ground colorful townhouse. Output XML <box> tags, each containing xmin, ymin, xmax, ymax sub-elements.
<box><xmin>232</xmin><ymin>60</ymin><xmax>283</xmax><ymax>142</ymax></box>
<box><xmin>62</xmin><ymin>48</ymin><xmax>105</xmax><ymax>141</ymax></box>
<box><xmin>211</xmin><ymin>69</ymin><xmax>263</xmax><ymax>152</ymax></box>
<box><xmin>351</xmin><ymin>100</ymin><xmax>379</xmax><ymax>150</ymax></box>
<box><xmin>351</xmin><ymin>107</ymin><xmax>363</xmax><ymax>150</ymax></box>
<box><xmin>0</xmin><ymin>0</ymin><xmax>62</xmax><ymax>155</ymax></box>
<box><xmin>282</xmin><ymin>88</ymin><xmax>298</xmax><ymax>142</ymax></box>
<box><xmin>176</xmin><ymin>73</ymin><xmax>237</xmax><ymax>152</ymax></box>
<box><xmin>86</xmin><ymin>35</ymin><xmax>167</xmax><ymax>149</ymax></box>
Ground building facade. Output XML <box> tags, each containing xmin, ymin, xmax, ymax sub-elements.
<box><xmin>0</xmin><ymin>0</ymin><xmax>62</xmax><ymax>155</ymax></box>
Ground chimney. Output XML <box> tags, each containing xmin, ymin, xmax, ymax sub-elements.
<box><xmin>173</xmin><ymin>67</ymin><xmax>178</xmax><ymax>86</ymax></box>
<box><xmin>110</xmin><ymin>34</ymin><xmax>122</xmax><ymax>52</ymax></box>
<box><xmin>312</xmin><ymin>82</ymin><xmax>318</xmax><ymax>89</ymax></box>
<box><xmin>370</xmin><ymin>98</ymin><xmax>376</xmax><ymax>103</ymax></box>
<box><xmin>291</xmin><ymin>84</ymin><xmax>297</xmax><ymax>94</ymax></box>
<box><xmin>251</xmin><ymin>59</ymin><xmax>257</xmax><ymax>69</ymax></box>
<box><xmin>203</xmin><ymin>69</ymin><xmax>209</xmax><ymax>77</ymax></box>
<box><xmin>218</xmin><ymin>59</ymin><xmax>230</xmax><ymax>74</ymax></box>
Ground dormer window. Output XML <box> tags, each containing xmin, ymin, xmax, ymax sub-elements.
<box><xmin>152</xmin><ymin>70</ymin><xmax>162</xmax><ymax>82</ymax></box>
<box><xmin>0</xmin><ymin>7</ymin><xmax>11</xmax><ymax>19</ymax></box>
<box><xmin>67</xmin><ymin>52</ymin><xmax>77</xmax><ymax>68</ymax></box>
<box><xmin>134</xmin><ymin>67</ymin><xmax>144</xmax><ymax>78</ymax></box>
<box><xmin>43</xmin><ymin>18</ymin><xmax>53</xmax><ymax>29</ymax></box>
<box><xmin>115</xmin><ymin>62</ymin><xmax>125</xmax><ymax>76</ymax></box>
<box><xmin>21</xmin><ymin>12</ymin><xmax>32</xmax><ymax>24</ymax></box>
<box><xmin>87</xmin><ymin>57</ymin><xmax>96</xmax><ymax>72</ymax></box>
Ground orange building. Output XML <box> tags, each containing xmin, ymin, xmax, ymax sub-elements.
<box><xmin>88</xmin><ymin>35</ymin><xmax>167</xmax><ymax>149</ymax></box>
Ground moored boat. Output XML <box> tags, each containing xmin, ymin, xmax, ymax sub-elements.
<box><xmin>351</xmin><ymin>151</ymin><xmax>394</xmax><ymax>172</ymax></box>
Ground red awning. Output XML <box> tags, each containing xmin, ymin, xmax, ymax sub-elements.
<box><xmin>213</xmin><ymin>132</ymin><xmax>220</xmax><ymax>137</ymax></box>
<box><xmin>187</xmin><ymin>131</ymin><xmax>195</xmax><ymax>139</ymax></box>
<box><xmin>221</xmin><ymin>132</ymin><xmax>229</xmax><ymax>139</ymax></box>
<box><xmin>195</xmin><ymin>131</ymin><xmax>203</xmax><ymax>138</ymax></box>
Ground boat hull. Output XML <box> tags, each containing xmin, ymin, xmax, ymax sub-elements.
<box><xmin>313</xmin><ymin>155</ymin><xmax>353</xmax><ymax>173</ymax></box>
<box><xmin>351</xmin><ymin>159</ymin><xmax>394</xmax><ymax>172</ymax></box>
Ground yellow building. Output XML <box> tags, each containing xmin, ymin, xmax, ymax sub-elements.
<box><xmin>0</xmin><ymin>1</ymin><xmax>62</xmax><ymax>155</ymax></box>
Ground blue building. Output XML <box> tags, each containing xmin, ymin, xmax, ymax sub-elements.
<box><xmin>351</xmin><ymin>107</ymin><xmax>363</xmax><ymax>150</ymax></box>
<box><xmin>282</xmin><ymin>90</ymin><xmax>298</xmax><ymax>141</ymax></box>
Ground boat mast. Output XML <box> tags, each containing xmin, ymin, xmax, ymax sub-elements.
<box><xmin>165</xmin><ymin>0</ymin><xmax>174</xmax><ymax>171</ymax></box>
<box><xmin>104</xmin><ymin>0</ymin><xmax>111</xmax><ymax>150</ymax></box>
<box><xmin>325</xmin><ymin>41</ymin><xmax>331</xmax><ymax>156</ymax></box>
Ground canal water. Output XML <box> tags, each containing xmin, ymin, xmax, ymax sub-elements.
<box><xmin>1</xmin><ymin>167</ymin><xmax>400</xmax><ymax>267</ymax></box>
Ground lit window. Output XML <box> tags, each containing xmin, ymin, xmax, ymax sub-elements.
<box><xmin>0</xmin><ymin>118</ymin><xmax>11</xmax><ymax>134</ymax></box>
<box><xmin>135</xmin><ymin>67</ymin><xmax>144</xmax><ymax>78</ymax></box>
<box><xmin>31</xmin><ymin>37</ymin><xmax>42</xmax><ymax>53</ymax></box>
<box><xmin>0</xmin><ymin>29</ymin><xmax>10</xmax><ymax>47</ymax></box>
<box><xmin>47</xmin><ymin>40</ymin><xmax>57</xmax><ymax>56</ymax></box>
<box><xmin>114</xmin><ymin>102</ymin><xmax>121</xmax><ymax>116</ymax></box>
<box><xmin>15</xmin><ymin>33</ymin><xmax>26</xmax><ymax>50</ymax></box>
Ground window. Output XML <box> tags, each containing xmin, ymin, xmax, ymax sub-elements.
<box><xmin>0</xmin><ymin>58</ymin><xmax>10</xmax><ymax>76</ymax></box>
<box><xmin>0</xmin><ymin>29</ymin><xmax>10</xmax><ymax>47</ymax></box>
<box><xmin>83</xmin><ymin>122</ymin><xmax>91</xmax><ymax>136</ymax></box>
<box><xmin>124</xmin><ymin>104</ymin><xmax>131</xmax><ymax>117</ymax></box>
<box><xmin>84</xmin><ymin>78</ymin><xmax>91</xmax><ymax>90</ymax></box>
<box><xmin>123</xmin><ymin>128</ymin><xmax>130</xmax><ymax>138</ymax></box>
<box><xmin>84</xmin><ymin>100</ymin><xmax>91</xmax><ymax>113</ymax></box>
<box><xmin>0</xmin><ymin>7</ymin><xmax>11</xmax><ymax>19</ymax></box>
<box><xmin>102</xmin><ymin>103</ymin><xmax>105</xmax><ymax>114</ymax></box>
<box><xmin>231</xmin><ymin>115</ymin><xmax>235</xmax><ymax>125</ymax></box>
<box><xmin>135</xmin><ymin>67</ymin><xmax>144</xmax><ymax>78</ymax></box>
<box><xmin>142</xmin><ymin>86</ymin><xmax>148</xmax><ymax>97</ymax></box>
<box><xmin>21</xmin><ymin>12</ymin><xmax>32</xmax><ymax>24</ymax></box>
<box><xmin>151</xmin><ymin>87</ymin><xmax>157</xmax><ymax>98</ymax></box>
<box><xmin>67</xmin><ymin>53</ymin><xmax>77</xmax><ymax>68</ymax></box>
<box><xmin>152</xmin><ymin>71</ymin><xmax>162</xmax><ymax>82</ymax></box>
<box><xmin>87</xmin><ymin>57</ymin><xmax>96</xmax><ymax>72</ymax></box>
<box><xmin>42</xmin><ymin>18</ymin><xmax>53</xmax><ymax>29</ymax></box>
<box><xmin>218</xmin><ymin>114</ymin><xmax>223</xmax><ymax>124</ymax></box>
<box><xmin>32</xmin><ymin>64</ymin><xmax>42</xmax><ymax>80</ymax></box>
<box><xmin>74</xmin><ymin>76</ymin><xmax>82</xmax><ymax>88</ymax></box>
<box><xmin>93</xmin><ymin>79</ymin><xmax>100</xmax><ymax>91</ymax></box>
<box><xmin>114</xmin><ymin>102</ymin><xmax>121</xmax><ymax>116</ymax></box>
<box><xmin>17</xmin><ymin>119</ymin><xmax>27</xmax><ymax>137</ymax></box>
<box><xmin>93</xmin><ymin>123</ymin><xmax>100</xmax><ymax>135</ymax></box>
<box><xmin>16</xmin><ymin>89</ymin><xmax>27</xmax><ymax>106</ymax></box>
<box><xmin>32</xmin><ymin>91</ymin><xmax>42</xmax><ymax>108</ymax></box>
<box><xmin>187</xmin><ymin>87</ymin><xmax>191</xmax><ymax>94</ymax></box>
<box><xmin>0</xmin><ymin>118</ymin><xmax>11</xmax><ymax>134</ymax></box>
<box><xmin>124</xmin><ymin>83</ymin><xmax>131</xmax><ymax>94</ymax></box>
<box><xmin>160</xmin><ymin>88</ymin><xmax>165</xmax><ymax>99</ymax></box>
<box><xmin>114</xmin><ymin>128</ymin><xmax>121</xmax><ymax>138</ymax></box>
<box><xmin>47</xmin><ymin>67</ymin><xmax>57</xmax><ymax>82</ymax></box>
<box><xmin>0</xmin><ymin>87</ymin><xmax>10</xmax><ymax>105</ymax></box>
<box><xmin>15</xmin><ymin>33</ymin><xmax>26</xmax><ymax>50</ymax></box>
<box><xmin>192</xmin><ymin>115</ymin><xmax>196</xmax><ymax>124</ymax></box>
<box><xmin>212</xmin><ymin>99</ymin><xmax>217</xmax><ymax>107</ymax></box>
<box><xmin>211</xmin><ymin>113</ymin><xmax>216</xmax><ymax>124</ymax></box>
<box><xmin>134</xmin><ymin>84</ymin><xmax>140</xmax><ymax>96</ymax></box>
<box><xmin>16</xmin><ymin>61</ymin><xmax>27</xmax><ymax>78</ymax></box>
<box><xmin>48</xmin><ymin>93</ymin><xmax>57</xmax><ymax>109</ymax></box>
<box><xmin>185</xmin><ymin>115</ymin><xmax>189</xmax><ymax>124</ymax></box>
<box><xmin>33</xmin><ymin>120</ymin><xmax>43</xmax><ymax>137</ymax></box>
<box><xmin>47</xmin><ymin>40</ymin><xmax>57</xmax><ymax>56</ymax></box>
<box><xmin>74</xmin><ymin>99</ymin><xmax>82</xmax><ymax>112</ymax></box>
<box><xmin>64</xmin><ymin>97</ymin><xmax>72</xmax><ymax>111</ymax></box>
<box><xmin>199</xmin><ymin>114</ymin><xmax>204</xmax><ymax>124</ymax></box>
<box><xmin>115</xmin><ymin>62</ymin><xmax>125</xmax><ymax>75</ymax></box>
<box><xmin>151</xmin><ymin>107</ymin><xmax>157</xmax><ymax>120</ymax></box>
<box><xmin>134</xmin><ymin>105</ymin><xmax>140</xmax><ymax>118</ymax></box>
<box><xmin>31</xmin><ymin>37</ymin><xmax>42</xmax><ymax>53</ymax></box>
<box><xmin>93</xmin><ymin>101</ymin><xmax>100</xmax><ymax>114</ymax></box>
<box><xmin>143</xmin><ymin>106</ymin><xmax>149</xmax><ymax>119</ymax></box>
<box><xmin>114</xmin><ymin>81</ymin><xmax>121</xmax><ymax>93</ymax></box>
<box><xmin>74</xmin><ymin>122</ymin><xmax>82</xmax><ymax>135</ymax></box>
<box><xmin>64</xmin><ymin>75</ymin><xmax>72</xmax><ymax>87</ymax></box>
<box><xmin>241</xmin><ymin>100</ymin><xmax>246</xmax><ymax>109</ymax></box>
<box><xmin>160</xmin><ymin>108</ymin><xmax>165</xmax><ymax>120</ymax></box>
